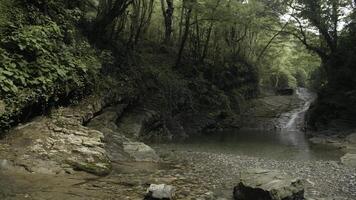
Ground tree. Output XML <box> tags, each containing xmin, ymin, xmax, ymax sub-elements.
<box><xmin>175</xmin><ymin>0</ymin><xmax>195</xmax><ymax>68</ymax></box>
<box><xmin>284</xmin><ymin>0</ymin><xmax>352</xmax><ymax>85</ymax></box>
<box><xmin>160</xmin><ymin>0</ymin><xmax>174</xmax><ymax>44</ymax></box>
<box><xmin>128</xmin><ymin>0</ymin><xmax>155</xmax><ymax>46</ymax></box>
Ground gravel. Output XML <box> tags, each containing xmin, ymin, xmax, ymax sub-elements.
<box><xmin>156</xmin><ymin>148</ymin><xmax>356</xmax><ymax>200</ymax></box>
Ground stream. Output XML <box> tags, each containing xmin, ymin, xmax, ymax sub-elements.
<box><xmin>154</xmin><ymin>88</ymin><xmax>343</xmax><ymax>161</ymax></box>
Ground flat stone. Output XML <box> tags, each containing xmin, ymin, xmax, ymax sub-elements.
<box><xmin>145</xmin><ymin>184</ymin><xmax>175</xmax><ymax>199</ymax></box>
<box><xmin>341</xmin><ymin>153</ymin><xmax>356</xmax><ymax>167</ymax></box>
<box><xmin>123</xmin><ymin>142</ymin><xmax>160</xmax><ymax>162</ymax></box>
<box><xmin>234</xmin><ymin>168</ymin><xmax>304</xmax><ymax>200</ymax></box>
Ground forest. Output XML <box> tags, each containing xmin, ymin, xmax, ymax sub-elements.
<box><xmin>0</xmin><ymin>0</ymin><xmax>355</xmax><ymax>200</ymax></box>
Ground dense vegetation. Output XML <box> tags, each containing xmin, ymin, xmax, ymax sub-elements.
<box><xmin>0</xmin><ymin>0</ymin><xmax>355</xmax><ymax>134</ymax></box>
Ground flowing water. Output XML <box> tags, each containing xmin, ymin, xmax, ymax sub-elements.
<box><xmin>155</xmin><ymin>88</ymin><xmax>343</xmax><ymax>161</ymax></box>
<box><xmin>279</xmin><ymin>87</ymin><xmax>316</xmax><ymax>131</ymax></box>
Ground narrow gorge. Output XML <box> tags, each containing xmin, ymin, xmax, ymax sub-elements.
<box><xmin>0</xmin><ymin>0</ymin><xmax>356</xmax><ymax>200</ymax></box>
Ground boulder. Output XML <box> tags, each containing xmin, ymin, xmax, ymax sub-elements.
<box><xmin>234</xmin><ymin>169</ymin><xmax>304</xmax><ymax>200</ymax></box>
<box><xmin>145</xmin><ymin>184</ymin><xmax>175</xmax><ymax>200</ymax></box>
<box><xmin>0</xmin><ymin>95</ymin><xmax>115</xmax><ymax>176</ymax></box>
<box><xmin>341</xmin><ymin>153</ymin><xmax>356</xmax><ymax>167</ymax></box>
<box><xmin>123</xmin><ymin>142</ymin><xmax>160</xmax><ymax>162</ymax></box>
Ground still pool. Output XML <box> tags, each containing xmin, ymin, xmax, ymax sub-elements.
<box><xmin>152</xmin><ymin>129</ymin><xmax>344</xmax><ymax>161</ymax></box>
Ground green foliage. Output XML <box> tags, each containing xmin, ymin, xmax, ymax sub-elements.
<box><xmin>295</xmin><ymin>69</ymin><xmax>307</xmax><ymax>87</ymax></box>
<box><xmin>259</xmin><ymin>36</ymin><xmax>321</xmax><ymax>89</ymax></box>
<box><xmin>0</xmin><ymin>0</ymin><xmax>102</xmax><ymax>131</ymax></box>
<box><xmin>0</xmin><ymin>0</ymin><xmax>11</xmax><ymax>28</ymax></box>
<box><xmin>0</xmin><ymin>22</ymin><xmax>100</xmax><ymax>97</ymax></box>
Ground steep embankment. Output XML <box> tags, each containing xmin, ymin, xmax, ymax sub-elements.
<box><xmin>0</xmin><ymin>0</ymin><xmax>259</xmax><ymax>139</ymax></box>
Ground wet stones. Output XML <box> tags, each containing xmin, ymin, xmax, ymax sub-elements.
<box><xmin>145</xmin><ymin>184</ymin><xmax>175</xmax><ymax>200</ymax></box>
<box><xmin>234</xmin><ymin>168</ymin><xmax>304</xmax><ymax>200</ymax></box>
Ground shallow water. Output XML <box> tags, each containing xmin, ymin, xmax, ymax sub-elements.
<box><xmin>153</xmin><ymin>129</ymin><xmax>343</xmax><ymax>161</ymax></box>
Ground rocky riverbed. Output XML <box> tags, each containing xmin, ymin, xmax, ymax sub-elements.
<box><xmin>1</xmin><ymin>146</ymin><xmax>355</xmax><ymax>200</ymax></box>
<box><xmin>155</xmin><ymin>148</ymin><xmax>356</xmax><ymax>200</ymax></box>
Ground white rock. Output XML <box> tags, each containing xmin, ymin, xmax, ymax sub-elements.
<box><xmin>147</xmin><ymin>184</ymin><xmax>175</xmax><ymax>199</ymax></box>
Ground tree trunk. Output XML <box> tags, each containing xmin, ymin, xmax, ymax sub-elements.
<box><xmin>175</xmin><ymin>7</ymin><xmax>192</xmax><ymax>68</ymax></box>
<box><xmin>178</xmin><ymin>4</ymin><xmax>184</xmax><ymax>43</ymax></box>
<box><xmin>161</xmin><ymin>0</ymin><xmax>174</xmax><ymax>44</ymax></box>
<box><xmin>201</xmin><ymin>22</ymin><xmax>213</xmax><ymax>62</ymax></box>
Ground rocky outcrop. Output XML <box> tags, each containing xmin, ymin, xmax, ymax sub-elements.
<box><xmin>242</xmin><ymin>95</ymin><xmax>301</xmax><ymax>131</ymax></box>
<box><xmin>87</xmin><ymin>106</ymin><xmax>160</xmax><ymax>163</ymax></box>
<box><xmin>0</xmin><ymin>95</ymin><xmax>115</xmax><ymax>176</ymax></box>
<box><xmin>116</xmin><ymin>108</ymin><xmax>161</xmax><ymax>139</ymax></box>
<box><xmin>0</xmin><ymin>89</ymin><xmax>162</xmax><ymax>176</ymax></box>
<box><xmin>234</xmin><ymin>169</ymin><xmax>304</xmax><ymax>200</ymax></box>
<box><xmin>86</xmin><ymin>105</ymin><xmax>131</xmax><ymax>162</ymax></box>
<box><xmin>0</xmin><ymin>90</ymin><xmax>130</xmax><ymax>175</ymax></box>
